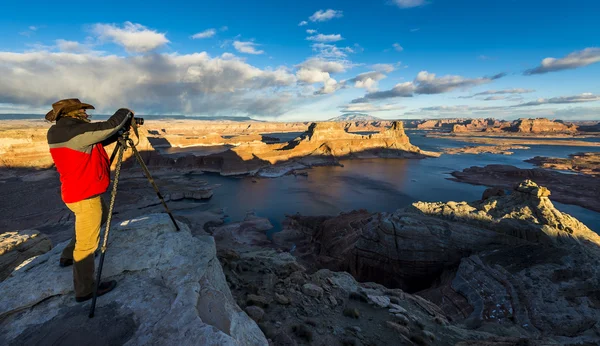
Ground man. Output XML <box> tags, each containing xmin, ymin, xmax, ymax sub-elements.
<box><xmin>46</xmin><ymin>98</ymin><xmax>133</xmax><ymax>302</ymax></box>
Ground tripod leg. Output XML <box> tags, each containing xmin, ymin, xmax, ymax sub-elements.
<box><xmin>89</xmin><ymin>140</ymin><xmax>125</xmax><ymax>318</ymax></box>
<box><xmin>109</xmin><ymin>141</ymin><xmax>121</xmax><ymax>167</ymax></box>
<box><xmin>128</xmin><ymin>139</ymin><xmax>180</xmax><ymax>231</ymax></box>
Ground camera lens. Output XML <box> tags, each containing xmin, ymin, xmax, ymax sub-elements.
<box><xmin>135</xmin><ymin>118</ymin><xmax>144</xmax><ymax>126</ymax></box>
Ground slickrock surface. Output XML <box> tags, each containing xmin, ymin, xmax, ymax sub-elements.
<box><xmin>526</xmin><ymin>152</ymin><xmax>600</xmax><ymax>176</ymax></box>
<box><xmin>0</xmin><ymin>230</ymin><xmax>52</xmax><ymax>282</ymax></box>
<box><xmin>450</xmin><ymin>165</ymin><xmax>600</xmax><ymax>212</ymax></box>
<box><xmin>272</xmin><ymin>180</ymin><xmax>600</xmax><ymax>345</ymax></box>
<box><xmin>0</xmin><ymin>214</ymin><xmax>267</xmax><ymax>346</ymax></box>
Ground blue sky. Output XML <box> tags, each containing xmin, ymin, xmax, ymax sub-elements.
<box><xmin>0</xmin><ymin>0</ymin><xmax>599</xmax><ymax>120</ymax></box>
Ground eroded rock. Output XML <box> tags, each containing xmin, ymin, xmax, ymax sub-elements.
<box><xmin>0</xmin><ymin>214</ymin><xmax>267</xmax><ymax>345</ymax></box>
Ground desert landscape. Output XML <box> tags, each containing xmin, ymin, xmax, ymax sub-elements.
<box><xmin>1</xmin><ymin>2</ymin><xmax>600</xmax><ymax>344</ymax></box>
<box><xmin>1</xmin><ymin>115</ymin><xmax>600</xmax><ymax>345</ymax></box>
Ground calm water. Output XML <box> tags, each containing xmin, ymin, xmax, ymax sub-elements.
<box><xmin>178</xmin><ymin>131</ymin><xmax>600</xmax><ymax>233</ymax></box>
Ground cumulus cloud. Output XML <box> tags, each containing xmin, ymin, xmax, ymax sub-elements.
<box><xmin>0</xmin><ymin>51</ymin><xmax>295</xmax><ymax>116</ymax></box>
<box><xmin>524</xmin><ymin>48</ymin><xmax>600</xmax><ymax>75</ymax></box>
<box><xmin>512</xmin><ymin>93</ymin><xmax>600</xmax><ymax>107</ymax></box>
<box><xmin>353</xmin><ymin>70</ymin><xmax>504</xmax><ymax>102</ymax></box>
<box><xmin>311</xmin><ymin>43</ymin><xmax>353</xmax><ymax>59</ymax></box>
<box><xmin>306</xmin><ymin>34</ymin><xmax>343</xmax><ymax>43</ymax></box>
<box><xmin>55</xmin><ymin>40</ymin><xmax>89</xmax><ymax>53</ymax></box>
<box><xmin>192</xmin><ymin>29</ymin><xmax>216</xmax><ymax>39</ymax></box>
<box><xmin>460</xmin><ymin>88</ymin><xmax>535</xmax><ymax>98</ymax></box>
<box><xmin>309</xmin><ymin>9</ymin><xmax>343</xmax><ymax>22</ymax></box>
<box><xmin>306</xmin><ymin>29</ymin><xmax>317</xmax><ymax>34</ymax></box>
<box><xmin>298</xmin><ymin>21</ymin><xmax>308</xmax><ymax>26</ymax></box>
<box><xmin>392</xmin><ymin>43</ymin><xmax>403</xmax><ymax>52</ymax></box>
<box><xmin>346</xmin><ymin>71</ymin><xmax>387</xmax><ymax>91</ymax></box>
<box><xmin>233</xmin><ymin>41</ymin><xmax>264</xmax><ymax>54</ymax></box>
<box><xmin>93</xmin><ymin>22</ymin><xmax>169</xmax><ymax>53</ymax></box>
<box><xmin>295</xmin><ymin>58</ymin><xmax>347</xmax><ymax>95</ymax></box>
<box><xmin>392</xmin><ymin>0</ymin><xmax>428</xmax><ymax>8</ymax></box>
<box><xmin>340</xmin><ymin>102</ymin><xmax>404</xmax><ymax>113</ymax></box>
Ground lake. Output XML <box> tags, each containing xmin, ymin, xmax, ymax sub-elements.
<box><xmin>173</xmin><ymin>130</ymin><xmax>600</xmax><ymax>233</ymax></box>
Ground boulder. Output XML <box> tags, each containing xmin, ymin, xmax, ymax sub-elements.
<box><xmin>0</xmin><ymin>214</ymin><xmax>267</xmax><ymax>345</ymax></box>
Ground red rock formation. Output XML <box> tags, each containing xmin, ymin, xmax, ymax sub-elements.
<box><xmin>514</xmin><ymin>118</ymin><xmax>578</xmax><ymax>133</ymax></box>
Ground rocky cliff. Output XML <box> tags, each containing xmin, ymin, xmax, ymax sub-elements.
<box><xmin>414</xmin><ymin>117</ymin><xmax>579</xmax><ymax>134</ymax></box>
<box><xmin>514</xmin><ymin>118</ymin><xmax>578</xmax><ymax>133</ymax></box>
<box><xmin>273</xmin><ymin>180</ymin><xmax>600</xmax><ymax>344</ymax></box>
<box><xmin>0</xmin><ymin>214</ymin><xmax>267</xmax><ymax>345</ymax></box>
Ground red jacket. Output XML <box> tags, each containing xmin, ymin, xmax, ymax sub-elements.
<box><xmin>47</xmin><ymin>109</ymin><xmax>131</xmax><ymax>203</ymax></box>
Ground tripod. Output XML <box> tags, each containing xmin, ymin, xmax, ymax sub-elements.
<box><xmin>89</xmin><ymin>128</ymin><xmax>179</xmax><ymax>318</ymax></box>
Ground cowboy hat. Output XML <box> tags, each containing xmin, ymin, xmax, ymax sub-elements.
<box><xmin>45</xmin><ymin>98</ymin><xmax>95</xmax><ymax>122</ymax></box>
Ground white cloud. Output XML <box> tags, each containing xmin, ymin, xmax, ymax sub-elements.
<box><xmin>392</xmin><ymin>0</ymin><xmax>428</xmax><ymax>8</ymax></box>
<box><xmin>295</xmin><ymin>58</ymin><xmax>347</xmax><ymax>94</ymax></box>
<box><xmin>346</xmin><ymin>71</ymin><xmax>387</xmax><ymax>91</ymax></box>
<box><xmin>512</xmin><ymin>93</ymin><xmax>600</xmax><ymax>107</ymax></box>
<box><xmin>340</xmin><ymin>102</ymin><xmax>404</xmax><ymax>113</ymax></box>
<box><xmin>371</xmin><ymin>63</ymin><xmax>396</xmax><ymax>73</ymax></box>
<box><xmin>0</xmin><ymin>51</ymin><xmax>295</xmax><ymax>116</ymax></box>
<box><xmin>307</xmin><ymin>34</ymin><xmax>343</xmax><ymax>43</ymax></box>
<box><xmin>298</xmin><ymin>21</ymin><xmax>308</xmax><ymax>26</ymax></box>
<box><xmin>414</xmin><ymin>71</ymin><xmax>503</xmax><ymax>94</ymax></box>
<box><xmin>233</xmin><ymin>41</ymin><xmax>264</xmax><ymax>55</ymax></box>
<box><xmin>306</xmin><ymin>29</ymin><xmax>317</xmax><ymax>34</ymax></box>
<box><xmin>525</xmin><ymin>47</ymin><xmax>600</xmax><ymax>75</ymax></box>
<box><xmin>192</xmin><ymin>29</ymin><xmax>216</xmax><ymax>39</ymax></box>
<box><xmin>93</xmin><ymin>22</ymin><xmax>169</xmax><ymax>53</ymax></box>
<box><xmin>353</xmin><ymin>70</ymin><xmax>505</xmax><ymax>102</ymax></box>
<box><xmin>311</xmin><ymin>43</ymin><xmax>353</xmax><ymax>59</ymax></box>
<box><xmin>410</xmin><ymin>28</ymin><xmax>420</xmax><ymax>32</ymax></box>
<box><xmin>393</xmin><ymin>43</ymin><xmax>404</xmax><ymax>52</ymax></box>
<box><xmin>309</xmin><ymin>9</ymin><xmax>343</xmax><ymax>22</ymax></box>
<box><xmin>55</xmin><ymin>39</ymin><xmax>87</xmax><ymax>53</ymax></box>
<box><xmin>460</xmin><ymin>88</ymin><xmax>535</xmax><ymax>98</ymax></box>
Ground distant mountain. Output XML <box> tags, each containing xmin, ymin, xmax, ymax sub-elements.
<box><xmin>328</xmin><ymin>113</ymin><xmax>382</xmax><ymax>122</ymax></box>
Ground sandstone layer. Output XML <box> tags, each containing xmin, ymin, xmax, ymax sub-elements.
<box><xmin>443</xmin><ymin>145</ymin><xmax>530</xmax><ymax>155</ymax></box>
<box><xmin>0</xmin><ymin>214</ymin><xmax>267</xmax><ymax>345</ymax></box>
<box><xmin>272</xmin><ymin>180</ymin><xmax>600</xmax><ymax>345</ymax></box>
<box><xmin>450</xmin><ymin>165</ymin><xmax>600</xmax><ymax>212</ymax></box>
<box><xmin>0</xmin><ymin>120</ymin><xmax>433</xmax><ymax>177</ymax></box>
<box><xmin>526</xmin><ymin>152</ymin><xmax>600</xmax><ymax>176</ymax></box>
<box><xmin>415</xmin><ymin>117</ymin><xmax>580</xmax><ymax>135</ymax></box>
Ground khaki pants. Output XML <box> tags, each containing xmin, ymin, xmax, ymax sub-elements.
<box><xmin>61</xmin><ymin>196</ymin><xmax>108</xmax><ymax>297</ymax></box>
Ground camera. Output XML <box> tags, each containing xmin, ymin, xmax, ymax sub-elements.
<box><xmin>134</xmin><ymin>117</ymin><xmax>144</xmax><ymax>126</ymax></box>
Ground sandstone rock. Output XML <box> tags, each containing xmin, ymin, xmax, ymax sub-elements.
<box><xmin>327</xmin><ymin>295</ymin><xmax>337</xmax><ymax>306</ymax></box>
<box><xmin>0</xmin><ymin>230</ymin><xmax>52</xmax><ymax>282</ymax></box>
<box><xmin>451</xmin><ymin>164</ymin><xmax>600</xmax><ymax>212</ymax></box>
<box><xmin>0</xmin><ymin>214</ymin><xmax>267</xmax><ymax>345</ymax></box>
<box><xmin>385</xmin><ymin>321</ymin><xmax>410</xmax><ymax>335</ymax></box>
<box><xmin>301</xmin><ymin>283</ymin><xmax>323</xmax><ymax>298</ymax></box>
<box><xmin>481</xmin><ymin>187</ymin><xmax>505</xmax><ymax>200</ymax></box>
<box><xmin>274</xmin><ymin>293</ymin><xmax>291</xmax><ymax>305</ymax></box>
<box><xmin>274</xmin><ymin>181</ymin><xmax>600</xmax><ymax>344</ymax></box>
<box><xmin>526</xmin><ymin>152</ymin><xmax>600</xmax><ymax>176</ymax></box>
<box><xmin>367</xmin><ymin>294</ymin><xmax>390</xmax><ymax>308</ymax></box>
<box><xmin>515</xmin><ymin>118</ymin><xmax>577</xmax><ymax>133</ymax></box>
<box><xmin>245</xmin><ymin>306</ymin><xmax>265</xmax><ymax>322</ymax></box>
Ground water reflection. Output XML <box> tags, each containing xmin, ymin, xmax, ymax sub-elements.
<box><xmin>186</xmin><ymin>131</ymin><xmax>600</xmax><ymax>234</ymax></box>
